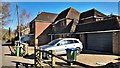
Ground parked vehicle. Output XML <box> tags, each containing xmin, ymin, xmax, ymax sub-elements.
<box><xmin>15</xmin><ymin>34</ymin><xmax>34</xmax><ymax>45</ymax></box>
<box><xmin>39</xmin><ymin>38</ymin><xmax>83</xmax><ymax>59</ymax></box>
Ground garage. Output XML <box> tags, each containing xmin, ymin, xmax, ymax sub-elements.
<box><xmin>87</xmin><ymin>32</ymin><xmax>112</xmax><ymax>53</ymax></box>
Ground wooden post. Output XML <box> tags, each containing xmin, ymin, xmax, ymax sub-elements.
<box><xmin>39</xmin><ymin>47</ymin><xmax>42</xmax><ymax>66</ymax></box>
<box><xmin>26</xmin><ymin>44</ymin><xmax>28</xmax><ymax>55</ymax></box>
<box><xmin>16</xmin><ymin>62</ymin><xmax>20</xmax><ymax>68</ymax></box>
<box><xmin>51</xmin><ymin>50</ymin><xmax>55</xmax><ymax>67</ymax></box>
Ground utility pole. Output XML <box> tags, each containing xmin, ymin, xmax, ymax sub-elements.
<box><xmin>8</xmin><ymin>27</ymin><xmax>11</xmax><ymax>41</ymax></box>
<box><xmin>16</xmin><ymin>4</ymin><xmax>20</xmax><ymax>39</ymax></box>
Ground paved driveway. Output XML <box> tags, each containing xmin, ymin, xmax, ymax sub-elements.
<box><xmin>76</xmin><ymin>50</ymin><xmax>120</xmax><ymax>66</ymax></box>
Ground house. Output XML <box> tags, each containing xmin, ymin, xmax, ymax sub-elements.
<box><xmin>50</xmin><ymin>8</ymin><xmax>120</xmax><ymax>54</ymax></box>
<box><xmin>29</xmin><ymin>12</ymin><xmax>58</xmax><ymax>45</ymax></box>
<box><xmin>29</xmin><ymin>7</ymin><xmax>120</xmax><ymax>55</ymax></box>
<box><xmin>49</xmin><ymin>7</ymin><xmax>80</xmax><ymax>39</ymax></box>
<box><xmin>29</xmin><ymin>7</ymin><xmax>80</xmax><ymax>46</ymax></box>
<box><xmin>75</xmin><ymin>9</ymin><xmax>120</xmax><ymax>54</ymax></box>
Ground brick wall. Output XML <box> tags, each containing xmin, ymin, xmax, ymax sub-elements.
<box><xmin>113</xmin><ymin>31</ymin><xmax>120</xmax><ymax>55</ymax></box>
<box><xmin>34</xmin><ymin>22</ymin><xmax>51</xmax><ymax>45</ymax></box>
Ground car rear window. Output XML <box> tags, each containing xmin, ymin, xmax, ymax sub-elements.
<box><xmin>74</xmin><ymin>40</ymin><xmax>79</xmax><ymax>43</ymax></box>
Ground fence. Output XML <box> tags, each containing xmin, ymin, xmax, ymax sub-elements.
<box><xmin>34</xmin><ymin>48</ymin><xmax>93</xmax><ymax>68</ymax></box>
<box><xmin>35</xmin><ymin>48</ymin><xmax>72</xmax><ymax>67</ymax></box>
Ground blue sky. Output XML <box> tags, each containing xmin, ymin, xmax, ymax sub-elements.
<box><xmin>6</xmin><ymin>2</ymin><xmax>119</xmax><ymax>30</ymax></box>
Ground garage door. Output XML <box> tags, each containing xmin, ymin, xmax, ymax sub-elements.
<box><xmin>87</xmin><ymin>33</ymin><xmax>112</xmax><ymax>53</ymax></box>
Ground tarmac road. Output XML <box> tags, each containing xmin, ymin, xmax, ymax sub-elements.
<box><xmin>2</xmin><ymin>46</ymin><xmax>16</xmax><ymax>66</ymax></box>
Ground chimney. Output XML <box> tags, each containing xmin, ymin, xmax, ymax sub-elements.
<box><xmin>38</xmin><ymin>12</ymin><xmax>41</xmax><ymax>14</ymax></box>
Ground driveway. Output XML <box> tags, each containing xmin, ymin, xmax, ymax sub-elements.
<box><xmin>76</xmin><ymin>50</ymin><xmax>120</xmax><ymax>66</ymax></box>
<box><xmin>46</xmin><ymin>50</ymin><xmax>120</xmax><ymax>67</ymax></box>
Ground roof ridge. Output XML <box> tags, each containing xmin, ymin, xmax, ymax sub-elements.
<box><xmin>42</xmin><ymin>12</ymin><xmax>58</xmax><ymax>14</ymax></box>
<box><xmin>66</xmin><ymin>7</ymin><xmax>80</xmax><ymax>18</ymax></box>
<box><xmin>81</xmin><ymin>8</ymin><xmax>95</xmax><ymax>13</ymax></box>
<box><xmin>81</xmin><ymin>8</ymin><xmax>105</xmax><ymax>16</ymax></box>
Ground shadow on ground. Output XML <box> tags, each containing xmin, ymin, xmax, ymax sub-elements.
<box><xmin>81</xmin><ymin>50</ymin><xmax>119</xmax><ymax>56</ymax></box>
<box><xmin>115</xmin><ymin>58</ymin><xmax>120</xmax><ymax>61</ymax></box>
<box><xmin>4</xmin><ymin>54</ymin><xmax>16</xmax><ymax>56</ymax></box>
<box><xmin>21</xmin><ymin>53</ymin><xmax>120</xmax><ymax>68</ymax></box>
<box><xmin>23</xmin><ymin>54</ymin><xmax>35</xmax><ymax>59</ymax></box>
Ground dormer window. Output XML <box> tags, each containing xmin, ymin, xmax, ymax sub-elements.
<box><xmin>60</xmin><ymin>20</ymin><xmax>66</xmax><ymax>27</ymax></box>
<box><xmin>96</xmin><ymin>17</ymin><xmax>103</xmax><ymax>21</ymax></box>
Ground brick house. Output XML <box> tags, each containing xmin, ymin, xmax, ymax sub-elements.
<box><xmin>29</xmin><ymin>7</ymin><xmax>120</xmax><ymax>54</ymax></box>
<box><xmin>75</xmin><ymin>9</ymin><xmax>120</xmax><ymax>54</ymax></box>
<box><xmin>50</xmin><ymin>8</ymin><xmax>120</xmax><ymax>54</ymax></box>
<box><xmin>29</xmin><ymin>12</ymin><xmax>58</xmax><ymax>45</ymax></box>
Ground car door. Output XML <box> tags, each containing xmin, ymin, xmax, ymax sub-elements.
<box><xmin>54</xmin><ymin>40</ymin><xmax>67</xmax><ymax>55</ymax></box>
<box><xmin>56</xmin><ymin>40</ymin><xmax>75</xmax><ymax>54</ymax></box>
<box><xmin>65</xmin><ymin>40</ymin><xmax>75</xmax><ymax>49</ymax></box>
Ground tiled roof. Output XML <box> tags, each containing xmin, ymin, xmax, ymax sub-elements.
<box><xmin>80</xmin><ymin>8</ymin><xmax>106</xmax><ymax>19</ymax></box>
<box><xmin>75</xmin><ymin>17</ymin><xmax>120</xmax><ymax>33</ymax></box>
<box><xmin>30</xmin><ymin>12</ymin><xmax>58</xmax><ymax>24</ymax></box>
<box><xmin>35</xmin><ymin>12</ymin><xmax>58</xmax><ymax>22</ymax></box>
<box><xmin>54</xmin><ymin>7</ymin><xmax>80</xmax><ymax>22</ymax></box>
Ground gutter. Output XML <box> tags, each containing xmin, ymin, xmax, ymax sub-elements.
<box><xmin>75</xmin><ymin>29</ymin><xmax>120</xmax><ymax>34</ymax></box>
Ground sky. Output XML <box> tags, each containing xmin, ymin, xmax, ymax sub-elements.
<box><xmin>5</xmin><ymin>2</ymin><xmax>119</xmax><ymax>30</ymax></box>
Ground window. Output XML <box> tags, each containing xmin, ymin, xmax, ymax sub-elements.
<box><xmin>60</xmin><ymin>40</ymin><xmax>67</xmax><ymax>45</ymax></box>
<box><xmin>59</xmin><ymin>40</ymin><xmax>74</xmax><ymax>45</ymax></box>
<box><xmin>55</xmin><ymin>39</ymin><xmax>79</xmax><ymax>46</ymax></box>
<box><xmin>49</xmin><ymin>39</ymin><xmax>60</xmax><ymax>45</ymax></box>
<box><xmin>74</xmin><ymin>40</ymin><xmax>79</xmax><ymax>43</ymax></box>
<box><xmin>96</xmin><ymin>18</ymin><xmax>103</xmax><ymax>21</ymax></box>
<box><xmin>61</xmin><ymin>21</ymin><xmax>66</xmax><ymax>27</ymax></box>
<box><xmin>66</xmin><ymin>40</ymin><xmax>74</xmax><ymax>44</ymax></box>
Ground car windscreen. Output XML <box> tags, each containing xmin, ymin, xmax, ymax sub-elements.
<box><xmin>48</xmin><ymin>39</ymin><xmax>60</xmax><ymax>45</ymax></box>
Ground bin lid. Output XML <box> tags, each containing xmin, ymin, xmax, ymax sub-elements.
<box><xmin>16</xmin><ymin>46</ymin><xmax>21</xmax><ymax>47</ymax></box>
<box><xmin>66</xmin><ymin>48</ymin><xmax>76</xmax><ymax>50</ymax></box>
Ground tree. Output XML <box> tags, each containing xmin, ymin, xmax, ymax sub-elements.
<box><xmin>20</xmin><ymin>9</ymin><xmax>32</xmax><ymax>27</ymax></box>
<box><xmin>27</xmin><ymin>12</ymin><xmax>32</xmax><ymax>25</ymax></box>
<box><xmin>1</xmin><ymin>2</ymin><xmax>11</xmax><ymax>27</ymax></box>
<box><xmin>21</xmin><ymin>9</ymin><xmax>26</xmax><ymax>26</ymax></box>
<box><xmin>0</xmin><ymin>2</ymin><xmax>11</xmax><ymax>41</ymax></box>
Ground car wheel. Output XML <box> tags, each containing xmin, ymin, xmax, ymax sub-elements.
<box><xmin>76</xmin><ymin>47</ymin><xmax>81</xmax><ymax>55</ymax></box>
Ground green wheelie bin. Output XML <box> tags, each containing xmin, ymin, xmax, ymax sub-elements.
<box><xmin>16</xmin><ymin>46</ymin><xmax>21</xmax><ymax>56</ymax></box>
<box><xmin>66</xmin><ymin>48</ymin><xmax>77</xmax><ymax>61</ymax></box>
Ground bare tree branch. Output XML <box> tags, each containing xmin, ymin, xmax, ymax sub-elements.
<box><xmin>1</xmin><ymin>2</ymin><xmax>11</xmax><ymax>27</ymax></box>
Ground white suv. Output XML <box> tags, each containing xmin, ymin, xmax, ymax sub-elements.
<box><xmin>39</xmin><ymin>38</ymin><xmax>83</xmax><ymax>59</ymax></box>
